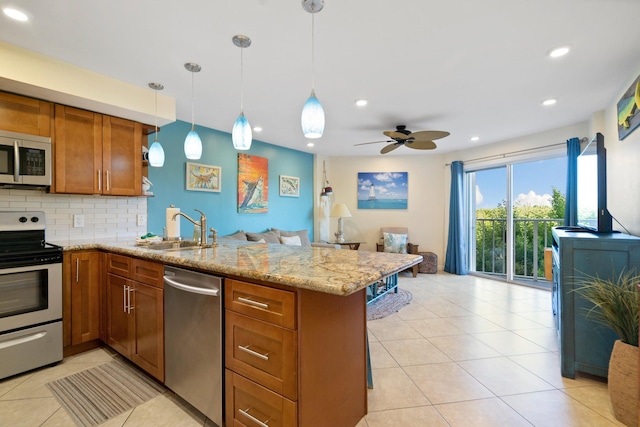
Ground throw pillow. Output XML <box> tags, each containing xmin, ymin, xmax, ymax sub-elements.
<box><xmin>224</xmin><ymin>230</ymin><xmax>247</xmax><ymax>241</ymax></box>
<box><xmin>383</xmin><ymin>232</ymin><xmax>408</xmax><ymax>254</ymax></box>
<box><xmin>280</xmin><ymin>235</ymin><xmax>302</xmax><ymax>246</ymax></box>
<box><xmin>246</xmin><ymin>230</ymin><xmax>280</xmax><ymax>244</ymax></box>
<box><xmin>272</xmin><ymin>228</ymin><xmax>311</xmax><ymax>247</ymax></box>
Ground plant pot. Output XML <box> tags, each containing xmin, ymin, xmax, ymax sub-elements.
<box><xmin>608</xmin><ymin>340</ymin><xmax>638</xmax><ymax>427</ymax></box>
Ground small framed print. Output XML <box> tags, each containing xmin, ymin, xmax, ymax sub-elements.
<box><xmin>186</xmin><ymin>162</ymin><xmax>221</xmax><ymax>192</ymax></box>
<box><xmin>279</xmin><ymin>175</ymin><xmax>300</xmax><ymax>197</ymax></box>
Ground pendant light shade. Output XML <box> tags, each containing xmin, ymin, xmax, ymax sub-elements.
<box><xmin>301</xmin><ymin>0</ymin><xmax>325</xmax><ymax>139</ymax></box>
<box><xmin>147</xmin><ymin>83</ymin><xmax>165</xmax><ymax>167</ymax></box>
<box><xmin>301</xmin><ymin>89</ymin><xmax>324</xmax><ymax>139</ymax></box>
<box><xmin>184</xmin><ymin>62</ymin><xmax>202</xmax><ymax>159</ymax></box>
<box><xmin>232</xmin><ymin>35</ymin><xmax>252</xmax><ymax>150</ymax></box>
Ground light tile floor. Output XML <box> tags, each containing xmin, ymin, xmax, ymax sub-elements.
<box><xmin>0</xmin><ymin>272</ymin><xmax>625</xmax><ymax>426</ymax></box>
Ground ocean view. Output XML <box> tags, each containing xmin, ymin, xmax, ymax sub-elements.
<box><xmin>358</xmin><ymin>198</ymin><xmax>407</xmax><ymax>210</ymax></box>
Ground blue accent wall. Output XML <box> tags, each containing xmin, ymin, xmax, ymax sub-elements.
<box><xmin>147</xmin><ymin>120</ymin><xmax>315</xmax><ymax>239</ymax></box>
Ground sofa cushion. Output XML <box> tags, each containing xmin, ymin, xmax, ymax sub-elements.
<box><xmin>280</xmin><ymin>235</ymin><xmax>302</xmax><ymax>246</ymax></box>
<box><xmin>224</xmin><ymin>230</ymin><xmax>248</xmax><ymax>241</ymax></box>
<box><xmin>383</xmin><ymin>232</ymin><xmax>408</xmax><ymax>254</ymax></box>
<box><xmin>272</xmin><ymin>228</ymin><xmax>311</xmax><ymax>247</ymax></box>
<box><xmin>247</xmin><ymin>230</ymin><xmax>281</xmax><ymax>244</ymax></box>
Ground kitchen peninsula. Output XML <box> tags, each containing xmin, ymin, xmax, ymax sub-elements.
<box><xmin>62</xmin><ymin>240</ymin><xmax>422</xmax><ymax>427</ymax></box>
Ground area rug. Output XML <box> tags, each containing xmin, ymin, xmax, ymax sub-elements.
<box><xmin>367</xmin><ymin>288</ymin><xmax>413</xmax><ymax>320</ymax></box>
<box><xmin>47</xmin><ymin>358</ymin><xmax>165</xmax><ymax>427</ymax></box>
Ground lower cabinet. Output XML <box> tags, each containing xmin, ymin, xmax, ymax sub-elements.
<box><xmin>225</xmin><ymin>278</ymin><xmax>367</xmax><ymax>427</ymax></box>
<box><xmin>63</xmin><ymin>250</ymin><xmax>101</xmax><ymax>349</ymax></box>
<box><xmin>106</xmin><ymin>254</ymin><xmax>164</xmax><ymax>381</ymax></box>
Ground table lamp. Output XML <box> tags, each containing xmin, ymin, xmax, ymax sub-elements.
<box><xmin>330</xmin><ymin>203</ymin><xmax>352</xmax><ymax>243</ymax></box>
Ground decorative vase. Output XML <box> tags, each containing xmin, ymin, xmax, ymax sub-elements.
<box><xmin>608</xmin><ymin>340</ymin><xmax>638</xmax><ymax>427</ymax></box>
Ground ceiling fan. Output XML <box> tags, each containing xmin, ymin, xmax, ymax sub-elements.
<box><xmin>355</xmin><ymin>125</ymin><xmax>450</xmax><ymax>154</ymax></box>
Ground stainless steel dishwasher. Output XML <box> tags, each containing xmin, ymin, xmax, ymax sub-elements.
<box><xmin>163</xmin><ymin>266</ymin><xmax>223</xmax><ymax>426</ymax></box>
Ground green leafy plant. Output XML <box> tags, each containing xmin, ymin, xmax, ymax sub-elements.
<box><xmin>574</xmin><ymin>270</ymin><xmax>640</xmax><ymax>347</ymax></box>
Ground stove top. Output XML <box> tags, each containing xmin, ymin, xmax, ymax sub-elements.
<box><xmin>0</xmin><ymin>211</ymin><xmax>62</xmax><ymax>268</ymax></box>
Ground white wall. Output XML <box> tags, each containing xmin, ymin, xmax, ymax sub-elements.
<box><xmin>0</xmin><ymin>189</ymin><xmax>147</xmax><ymax>244</ymax></box>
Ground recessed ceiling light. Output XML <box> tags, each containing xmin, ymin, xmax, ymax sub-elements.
<box><xmin>3</xmin><ymin>7</ymin><xmax>28</xmax><ymax>21</ymax></box>
<box><xmin>253</xmin><ymin>126</ymin><xmax>262</xmax><ymax>132</ymax></box>
<box><xmin>306</xmin><ymin>142</ymin><xmax>314</xmax><ymax>147</ymax></box>
<box><xmin>470</xmin><ymin>136</ymin><xmax>479</xmax><ymax>142</ymax></box>
<box><xmin>355</xmin><ymin>99</ymin><xmax>368</xmax><ymax>107</ymax></box>
<box><xmin>542</xmin><ymin>98</ymin><xmax>557</xmax><ymax>106</ymax></box>
<box><xmin>549</xmin><ymin>46</ymin><xmax>570</xmax><ymax>58</ymax></box>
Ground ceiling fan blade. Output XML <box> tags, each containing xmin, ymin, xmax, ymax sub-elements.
<box><xmin>408</xmin><ymin>130</ymin><xmax>450</xmax><ymax>141</ymax></box>
<box><xmin>383</xmin><ymin>131</ymin><xmax>410</xmax><ymax>140</ymax></box>
<box><xmin>380</xmin><ymin>142</ymin><xmax>403</xmax><ymax>154</ymax></box>
<box><xmin>354</xmin><ymin>139</ymin><xmax>393</xmax><ymax>146</ymax></box>
<box><xmin>406</xmin><ymin>140</ymin><xmax>437</xmax><ymax>150</ymax></box>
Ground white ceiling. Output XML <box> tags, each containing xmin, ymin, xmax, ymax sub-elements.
<box><xmin>1</xmin><ymin>0</ymin><xmax>640</xmax><ymax>157</ymax></box>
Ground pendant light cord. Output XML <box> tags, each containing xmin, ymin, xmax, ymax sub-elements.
<box><xmin>240</xmin><ymin>46</ymin><xmax>244</xmax><ymax>113</ymax></box>
<box><xmin>311</xmin><ymin>13</ymin><xmax>315</xmax><ymax>91</ymax></box>
<box><xmin>154</xmin><ymin>89</ymin><xmax>159</xmax><ymax>142</ymax></box>
<box><xmin>190</xmin><ymin>71</ymin><xmax>195</xmax><ymax>131</ymax></box>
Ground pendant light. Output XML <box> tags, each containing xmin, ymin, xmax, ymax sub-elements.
<box><xmin>147</xmin><ymin>83</ymin><xmax>165</xmax><ymax>167</ymax></box>
<box><xmin>232</xmin><ymin>35</ymin><xmax>252</xmax><ymax>150</ymax></box>
<box><xmin>184</xmin><ymin>62</ymin><xmax>202</xmax><ymax>159</ymax></box>
<box><xmin>301</xmin><ymin>0</ymin><xmax>325</xmax><ymax>139</ymax></box>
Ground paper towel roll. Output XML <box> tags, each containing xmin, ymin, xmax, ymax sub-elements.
<box><xmin>166</xmin><ymin>207</ymin><xmax>181</xmax><ymax>239</ymax></box>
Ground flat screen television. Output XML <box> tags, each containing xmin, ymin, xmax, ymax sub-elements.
<box><xmin>576</xmin><ymin>132</ymin><xmax>613</xmax><ymax>233</ymax></box>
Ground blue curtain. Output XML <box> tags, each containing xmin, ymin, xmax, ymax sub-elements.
<box><xmin>444</xmin><ymin>161</ymin><xmax>467</xmax><ymax>275</ymax></box>
<box><xmin>564</xmin><ymin>137</ymin><xmax>580</xmax><ymax>226</ymax></box>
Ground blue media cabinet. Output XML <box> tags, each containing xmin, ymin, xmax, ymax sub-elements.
<box><xmin>552</xmin><ymin>228</ymin><xmax>640</xmax><ymax>378</ymax></box>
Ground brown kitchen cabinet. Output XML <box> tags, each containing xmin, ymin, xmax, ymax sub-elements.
<box><xmin>54</xmin><ymin>104</ymin><xmax>145</xmax><ymax>196</ymax></box>
<box><xmin>225</xmin><ymin>279</ymin><xmax>367</xmax><ymax>427</ymax></box>
<box><xmin>62</xmin><ymin>250</ymin><xmax>101</xmax><ymax>350</ymax></box>
<box><xmin>106</xmin><ymin>253</ymin><xmax>164</xmax><ymax>381</ymax></box>
<box><xmin>0</xmin><ymin>91</ymin><xmax>52</xmax><ymax>137</ymax></box>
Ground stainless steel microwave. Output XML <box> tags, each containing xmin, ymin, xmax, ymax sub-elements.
<box><xmin>0</xmin><ymin>130</ymin><xmax>52</xmax><ymax>188</ymax></box>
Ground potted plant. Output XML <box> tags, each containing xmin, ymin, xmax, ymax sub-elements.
<box><xmin>575</xmin><ymin>269</ymin><xmax>640</xmax><ymax>427</ymax></box>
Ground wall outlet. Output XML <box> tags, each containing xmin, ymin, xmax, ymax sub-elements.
<box><xmin>73</xmin><ymin>214</ymin><xmax>85</xmax><ymax>228</ymax></box>
<box><xmin>137</xmin><ymin>213</ymin><xmax>147</xmax><ymax>226</ymax></box>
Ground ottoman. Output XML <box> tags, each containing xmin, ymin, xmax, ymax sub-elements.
<box><xmin>418</xmin><ymin>252</ymin><xmax>438</xmax><ymax>274</ymax></box>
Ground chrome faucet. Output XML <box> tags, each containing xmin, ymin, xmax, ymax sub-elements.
<box><xmin>172</xmin><ymin>209</ymin><xmax>207</xmax><ymax>245</ymax></box>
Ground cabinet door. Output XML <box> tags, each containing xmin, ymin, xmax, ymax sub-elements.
<box><xmin>0</xmin><ymin>91</ymin><xmax>52</xmax><ymax>137</ymax></box>
<box><xmin>70</xmin><ymin>251</ymin><xmax>101</xmax><ymax>345</ymax></box>
<box><xmin>131</xmin><ymin>281</ymin><xmax>164</xmax><ymax>381</ymax></box>
<box><xmin>106</xmin><ymin>273</ymin><xmax>132</xmax><ymax>357</ymax></box>
<box><xmin>54</xmin><ymin>105</ymin><xmax>102</xmax><ymax>194</ymax></box>
<box><xmin>102</xmin><ymin>116</ymin><xmax>142</xmax><ymax>196</ymax></box>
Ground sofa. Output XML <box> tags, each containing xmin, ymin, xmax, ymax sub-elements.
<box><xmin>220</xmin><ymin>228</ymin><xmax>341</xmax><ymax>249</ymax></box>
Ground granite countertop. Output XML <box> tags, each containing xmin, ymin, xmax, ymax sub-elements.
<box><xmin>57</xmin><ymin>240</ymin><xmax>423</xmax><ymax>296</ymax></box>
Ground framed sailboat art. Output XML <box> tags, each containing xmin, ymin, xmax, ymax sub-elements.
<box><xmin>357</xmin><ymin>172</ymin><xmax>408</xmax><ymax>209</ymax></box>
<box><xmin>238</xmin><ymin>154</ymin><xmax>268</xmax><ymax>213</ymax></box>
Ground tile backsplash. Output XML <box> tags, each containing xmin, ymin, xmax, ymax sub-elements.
<box><xmin>0</xmin><ymin>189</ymin><xmax>147</xmax><ymax>244</ymax></box>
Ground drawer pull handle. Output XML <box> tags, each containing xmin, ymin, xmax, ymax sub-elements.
<box><xmin>238</xmin><ymin>345</ymin><xmax>270</xmax><ymax>361</ymax></box>
<box><xmin>237</xmin><ymin>296</ymin><xmax>269</xmax><ymax>309</ymax></box>
<box><xmin>239</xmin><ymin>407</ymin><xmax>270</xmax><ymax>427</ymax></box>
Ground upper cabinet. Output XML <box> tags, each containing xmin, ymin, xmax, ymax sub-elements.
<box><xmin>54</xmin><ymin>105</ymin><xmax>144</xmax><ymax>196</ymax></box>
<box><xmin>0</xmin><ymin>91</ymin><xmax>53</xmax><ymax>137</ymax></box>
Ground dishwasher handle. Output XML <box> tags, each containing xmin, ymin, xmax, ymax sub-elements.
<box><xmin>163</xmin><ymin>275</ymin><xmax>220</xmax><ymax>297</ymax></box>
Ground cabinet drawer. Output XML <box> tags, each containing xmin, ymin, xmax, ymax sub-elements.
<box><xmin>226</xmin><ymin>279</ymin><xmax>295</xmax><ymax>329</ymax></box>
<box><xmin>226</xmin><ymin>370</ymin><xmax>296</xmax><ymax>427</ymax></box>
<box><xmin>132</xmin><ymin>258</ymin><xmax>163</xmax><ymax>288</ymax></box>
<box><xmin>106</xmin><ymin>253</ymin><xmax>131</xmax><ymax>278</ymax></box>
<box><xmin>226</xmin><ymin>311</ymin><xmax>297</xmax><ymax>400</ymax></box>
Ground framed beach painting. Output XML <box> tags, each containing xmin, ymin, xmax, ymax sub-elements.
<box><xmin>186</xmin><ymin>162</ymin><xmax>221</xmax><ymax>192</ymax></box>
<box><xmin>357</xmin><ymin>172</ymin><xmax>408</xmax><ymax>209</ymax></box>
<box><xmin>617</xmin><ymin>73</ymin><xmax>640</xmax><ymax>140</ymax></box>
<box><xmin>238</xmin><ymin>154</ymin><xmax>268</xmax><ymax>213</ymax></box>
<box><xmin>279</xmin><ymin>175</ymin><xmax>300</xmax><ymax>197</ymax></box>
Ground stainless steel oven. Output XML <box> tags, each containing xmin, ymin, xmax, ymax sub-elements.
<box><xmin>0</xmin><ymin>211</ymin><xmax>63</xmax><ymax>380</ymax></box>
<box><xmin>0</xmin><ymin>130</ymin><xmax>52</xmax><ymax>188</ymax></box>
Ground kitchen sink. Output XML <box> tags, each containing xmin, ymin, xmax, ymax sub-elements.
<box><xmin>146</xmin><ymin>241</ymin><xmax>211</xmax><ymax>251</ymax></box>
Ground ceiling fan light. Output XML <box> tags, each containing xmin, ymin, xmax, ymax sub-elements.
<box><xmin>184</xmin><ymin>129</ymin><xmax>202</xmax><ymax>159</ymax></box>
<box><xmin>148</xmin><ymin>140</ymin><xmax>165</xmax><ymax>167</ymax></box>
<box><xmin>301</xmin><ymin>90</ymin><xmax>325</xmax><ymax>139</ymax></box>
<box><xmin>232</xmin><ymin>112</ymin><xmax>252</xmax><ymax>150</ymax></box>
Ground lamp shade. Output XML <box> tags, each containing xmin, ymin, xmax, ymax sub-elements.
<box><xmin>330</xmin><ymin>203</ymin><xmax>352</xmax><ymax>218</ymax></box>
<box><xmin>148</xmin><ymin>140</ymin><xmax>165</xmax><ymax>167</ymax></box>
<box><xmin>184</xmin><ymin>129</ymin><xmax>202</xmax><ymax>159</ymax></box>
<box><xmin>301</xmin><ymin>90</ymin><xmax>325</xmax><ymax>139</ymax></box>
<box><xmin>232</xmin><ymin>112</ymin><xmax>252</xmax><ymax>150</ymax></box>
